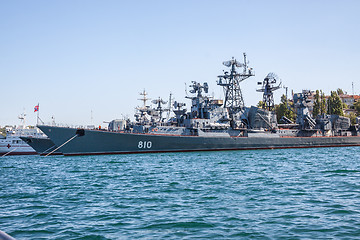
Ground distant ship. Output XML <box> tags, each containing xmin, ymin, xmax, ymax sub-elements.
<box><xmin>0</xmin><ymin>113</ymin><xmax>44</xmax><ymax>156</ymax></box>
<box><xmin>38</xmin><ymin>54</ymin><xmax>360</xmax><ymax>156</ymax></box>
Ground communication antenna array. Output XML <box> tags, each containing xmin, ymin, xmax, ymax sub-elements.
<box><xmin>256</xmin><ymin>72</ymin><xmax>281</xmax><ymax>111</ymax></box>
<box><xmin>217</xmin><ymin>53</ymin><xmax>255</xmax><ymax>114</ymax></box>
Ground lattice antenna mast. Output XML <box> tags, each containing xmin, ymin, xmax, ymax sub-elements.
<box><xmin>152</xmin><ymin>97</ymin><xmax>167</xmax><ymax>121</ymax></box>
<box><xmin>256</xmin><ymin>72</ymin><xmax>281</xmax><ymax>111</ymax></box>
<box><xmin>166</xmin><ymin>92</ymin><xmax>173</xmax><ymax>120</ymax></box>
<box><xmin>217</xmin><ymin>53</ymin><xmax>254</xmax><ymax>114</ymax></box>
<box><xmin>138</xmin><ymin>89</ymin><xmax>150</xmax><ymax>108</ymax></box>
<box><xmin>18</xmin><ymin>111</ymin><xmax>26</xmax><ymax>128</ymax></box>
<box><xmin>135</xmin><ymin>89</ymin><xmax>152</xmax><ymax>124</ymax></box>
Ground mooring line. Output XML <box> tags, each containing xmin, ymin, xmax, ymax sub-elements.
<box><xmin>40</xmin><ymin>144</ymin><xmax>57</xmax><ymax>155</ymax></box>
<box><xmin>0</xmin><ymin>230</ymin><xmax>16</xmax><ymax>240</ymax></box>
<box><xmin>45</xmin><ymin>134</ymin><xmax>78</xmax><ymax>157</ymax></box>
<box><xmin>1</xmin><ymin>147</ymin><xmax>19</xmax><ymax>157</ymax></box>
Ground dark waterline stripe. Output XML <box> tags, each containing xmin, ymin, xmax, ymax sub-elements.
<box><xmin>63</xmin><ymin>144</ymin><xmax>360</xmax><ymax>156</ymax></box>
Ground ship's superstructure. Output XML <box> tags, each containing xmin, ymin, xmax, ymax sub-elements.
<box><xmin>36</xmin><ymin>54</ymin><xmax>360</xmax><ymax>156</ymax></box>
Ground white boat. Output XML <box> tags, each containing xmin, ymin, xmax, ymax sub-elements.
<box><xmin>0</xmin><ymin>113</ymin><xmax>46</xmax><ymax>156</ymax></box>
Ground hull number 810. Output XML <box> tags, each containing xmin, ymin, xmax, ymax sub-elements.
<box><xmin>138</xmin><ymin>141</ymin><xmax>152</xmax><ymax>149</ymax></box>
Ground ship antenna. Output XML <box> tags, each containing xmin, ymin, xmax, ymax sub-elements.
<box><xmin>283</xmin><ymin>85</ymin><xmax>289</xmax><ymax>108</ymax></box>
<box><xmin>91</xmin><ymin>110</ymin><xmax>93</xmax><ymax>125</ymax></box>
<box><xmin>243</xmin><ymin>53</ymin><xmax>247</xmax><ymax>74</ymax></box>
<box><xmin>18</xmin><ymin>110</ymin><xmax>26</xmax><ymax>129</ymax></box>
<box><xmin>138</xmin><ymin>89</ymin><xmax>150</xmax><ymax>108</ymax></box>
<box><xmin>217</xmin><ymin>52</ymin><xmax>255</xmax><ymax>115</ymax></box>
<box><xmin>166</xmin><ymin>92</ymin><xmax>173</xmax><ymax>120</ymax></box>
<box><xmin>152</xmin><ymin>97</ymin><xmax>168</xmax><ymax>122</ymax></box>
<box><xmin>256</xmin><ymin>72</ymin><xmax>281</xmax><ymax>111</ymax></box>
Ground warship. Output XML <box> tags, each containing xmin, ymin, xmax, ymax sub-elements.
<box><xmin>38</xmin><ymin>54</ymin><xmax>360</xmax><ymax>156</ymax></box>
<box><xmin>19</xmin><ymin>136</ymin><xmax>62</xmax><ymax>156</ymax></box>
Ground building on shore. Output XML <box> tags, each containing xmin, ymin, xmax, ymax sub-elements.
<box><xmin>291</xmin><ymin>91</ymin><xmax>360</xmax><ymax>117</ymax></box>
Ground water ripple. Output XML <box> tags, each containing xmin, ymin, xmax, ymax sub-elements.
<box><xmin>1</xmin><ymin>147</ymin><xmax>360</xmax><ymax>239</ymax></box>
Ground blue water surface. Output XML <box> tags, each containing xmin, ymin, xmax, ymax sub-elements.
<box><xmin>1</xmin><ymin>147</ymin><xmax>360</xmax><ymax>239</ymax></box>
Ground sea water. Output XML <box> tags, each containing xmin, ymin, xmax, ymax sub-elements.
<box><xmin>1</xmin><ymin>147</ymin><xmax>360</xmax><ymax>239</ymax></box>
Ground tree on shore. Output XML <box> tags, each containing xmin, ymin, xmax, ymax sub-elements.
<box><xmin>336</xmin><ymin>88</ymin><xmax>345</xmax><ymax>95</ymax></box>
<box><xmin>313</xmin><ymin>90</ymin><xmax>321</xmax><ymax>117</ymax></box>
<box><xmin>0</xmin><ymin>127</ymin><xmax>5</xmax><ymax>137</ymax></box>
<box><xmin>320</xmin><ymin>90</ymin><xmax>327</xmax><ymax>115</ymax></box>
<box><xmin>275</xmin><ymin>94</ymin><xmax>295</xmax><ymax>122</ymax></box>
<box><xmin>327</xmin><ymin>91</ymin><xmax>344</xmax><ymax>116</ymax></box>
<box><xmin>257</xmin><ymin>100</ymin><xmax>265</xmax><ymax>109</ymax></box>
<box><xmin>354</xmin><ymin>101</ymin><xmax>360</xmax><ymax>116</ymax></box>
<box><xmin>347</xmin><ymin>112</ymin><xmax>357</xmax><ymax>125</ymax></box>
<box><xmin>313</xmin><ymin>90</ymin><xmax>327</xmax><ymax>117</ymax></box>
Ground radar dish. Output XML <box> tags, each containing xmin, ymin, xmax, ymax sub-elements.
<box><xmin>235</xmin><ymin>62</ymin><xmax>244</xmax><ymax>68</ymax></box>
<box><xmin>203</xmin><ymin>82</ymin><xmax>209</xmax><ymax>93</ymax></box>
<box><xmin>265</xmin><ymin>72</ymin><xmax>279</xmax><ymax>82</ymax></box>
<box><xmin>223</xmin><ymin>61</ymin><xmax>232</xmax><ymax>67</ymax></box>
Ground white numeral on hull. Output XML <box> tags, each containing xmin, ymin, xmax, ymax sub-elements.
<box><xmin>138</xmin><ymin>141</ymin><xmax>152</xmax><ymax>149</ymax></box>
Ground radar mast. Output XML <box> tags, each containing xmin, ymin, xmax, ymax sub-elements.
<box><xmin>152</xmin><ymin>97</ymin><xmax>168</xmax><ymax>122</ymax></box>
<box><xmin>217</xmin><ymin>53</ymin><xmax>254</xmax><ymax>115</ymax></box>
<box><xmin>138</xmin><ymin>89</ymin><xmax>150</xmax><ymax>108</ymax></box>
<box><xmin>256</xmin><ymin>72</ymin><xmax>281</xmax><ymax>111</ymax></box>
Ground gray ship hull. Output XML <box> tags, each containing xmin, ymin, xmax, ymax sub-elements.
<box><xmin>38</xmin><ymin>125</ymin><xmax>360</xmax><ymax>156</ymax></box>
<box><xmin>20</xmin><ymin>136</ymin><xmax>62</xmax><ymax>156</ymax></box>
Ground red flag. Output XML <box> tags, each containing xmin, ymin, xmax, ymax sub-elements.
<box><xmin>34</xmin><ymin>104</ymin><xmax>39</xmax><ymax>112</ymax></box>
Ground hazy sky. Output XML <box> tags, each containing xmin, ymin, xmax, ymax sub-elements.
<box><xmin>1</xmin><ymin>0</ymin><xmax>359</xmax><ymax>126</ymax></box>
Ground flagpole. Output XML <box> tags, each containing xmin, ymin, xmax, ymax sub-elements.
<box><xmin>37</xmin><ymin>103</ymin><xmax>39</xmax><ymax>126</ymax></box>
